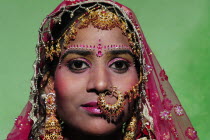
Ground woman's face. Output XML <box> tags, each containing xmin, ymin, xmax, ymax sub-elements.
<box><xmin>52</xmin><ymin>25</ymin><xmax>139</xmax><ymax>136</ymax></box>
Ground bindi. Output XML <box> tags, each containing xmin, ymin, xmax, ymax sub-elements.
<box><xmin>96</xmin><ymin>39</ymin><xmax>103</xmax><ymax>57</ymax></box>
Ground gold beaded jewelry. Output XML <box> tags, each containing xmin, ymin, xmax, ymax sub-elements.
<box><xmin>45</xmin><ymin>42</ymin><xmax>62</xmax><ymax>61</ymax></box>
<box><xmin>45</xmin><ymin>6</ymin><xmax>140</xmax><ymax>61</ymax></box>
<box><xmin>97</xmin><ymin>82</ymin><xmax>140</xmax><ymax>121</ymax></box>
<box><xmin>125</xmin><ymin>83</ymin><xmax>140</xmax><ymax>103</ymax></box>
<box><xmin>43</xmin><ymin>79</ymin><xmax>63</xmax><ymax>140</ymax></box>
<box><xmin>89</xmin><ymin>8</ymin><xmax>123</xmax><ymax>31</ymax></box>
<box><xmin>63</xmin><ymin>25</ymin><xmax>78</xmax><ymax>47</ymax></box>
<box><xmin>123</xmin><ymin>116</ymin><xmax>137</xmax><ymax>140</ymax></box>
<box><xmin>97</xmin><ymin>87</ymin><xmax>126</xmax><ymax>121</ymax></box>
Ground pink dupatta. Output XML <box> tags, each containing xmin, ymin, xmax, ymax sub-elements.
<box><xmin>7</xmin><ymin>0</ymin><xmax>199</xmax><ymax>140</ymax></box>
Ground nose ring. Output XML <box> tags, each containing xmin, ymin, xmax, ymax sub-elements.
<box><xmin>97</xmin><ymin>87</ymin><xmax>126</xmax><ymax>121</ymax></box>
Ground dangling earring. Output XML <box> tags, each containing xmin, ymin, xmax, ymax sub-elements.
<box><xmin>123</xmin><ymin>83</ymin><xmax>140</xmax><ymax>140</ymax></box>
<box><xmin>43</xmin><ymin>79</ymin><xmax>63</xmax><ymax>140</ymax></box>
<box><xmin>123</xmin><ymin>115</ymin><xmax>137</xmax><ymax>140</ymax></box>
<box><xmin>98</xmin><ymin>87</ymin><xmax>125</xmax><ymax>121</ymax></box>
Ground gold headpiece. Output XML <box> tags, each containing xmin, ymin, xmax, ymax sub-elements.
<box><xmin>89</xmin><ymin>8</ymin><xmax>122</xmax><ymax>30</ymax></box>
<box><xmin>45</xmin><ymin>7</ymin><xmax>140</xmax><ymax>61</ymax></box>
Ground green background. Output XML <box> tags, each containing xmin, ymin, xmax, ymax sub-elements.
<box><xmin>0</xmin><ymin>0</ymin><xmax>209</xmax><ymax>139</ymax></box>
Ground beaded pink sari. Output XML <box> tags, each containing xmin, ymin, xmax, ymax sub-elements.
<box><xmin>7</xmin><ymin>0</ymin><xmax>199</xmax><ymax>140</ymax></box>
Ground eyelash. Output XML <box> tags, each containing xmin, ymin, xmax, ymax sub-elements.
<box><xmin>108</xmin><ymin>58</ymin><xmax>131</xmax><ymax>73</ymax></box>
<box><xmin>66</xmin><ymin>58</ymin><xmax>90</xmax><ymax>73</ymax></box>
<box><xmin>65</xmin><ymin>58</ymin><xmax>131</xmax><ymax>74</ymax></box>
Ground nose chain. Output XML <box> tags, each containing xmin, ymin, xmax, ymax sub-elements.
<box><xmin>97</xmin><ymin>81</ymin><xmax>140</xmax><ymax>122</ymax></box>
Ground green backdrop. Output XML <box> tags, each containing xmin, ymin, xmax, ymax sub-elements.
<box><xmin>0</xmin><ymin>0</ymin><xmax>209</xmax><ymax>139</ymax></box>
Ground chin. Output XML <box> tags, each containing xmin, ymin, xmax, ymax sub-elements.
<box><xmin>65</xmin><ymin>116</ymin><xmax>121</xmax><ymax>136</ymax></box>
<box><xmin>86</xmin><ymin>122</ymin><xmax>118</xmax><ymax>135</ymax></box>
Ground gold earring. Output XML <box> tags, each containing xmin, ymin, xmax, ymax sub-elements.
<box><xmin>123</xmin><ymin>116</ymin><xmax>137</xmax><ymax>140</ymax></box>
<box><xmin>43</xmin><ymin>80</ymin><xmax>63</xmax><ymax>140</ymax></box>
<box><xmin>97</xmin><ymin>87</ymin><xmax>126</xmax><ymax>121</ymax></box>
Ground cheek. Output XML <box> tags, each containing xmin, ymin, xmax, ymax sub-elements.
<box><xmin>53</xmin><ymin>66</ymin><xmax>89</xmax><ymax>119</ymax></box>
<box><xmin>53</xmin><ymin>67</ymin><xmax>84</xmax><ymax>110</ymax></box>
<box><xmin>54</xmin><ymin>69</ymin><xmax>72</xmax><ymax>96</ymax></box>
<box><xmin>111</xmin><ymin>66</ymin><xmax>139</xmax><ymax>91</ymax></box>
<box><xmin>54</xmin><ymin>67</ymin><xmax>87</xmax><ymax>97</ymax></box>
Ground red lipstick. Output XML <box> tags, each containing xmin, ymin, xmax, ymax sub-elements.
<box><xmin>81</xmin><ymin>102</ymin><xmax>102</xmax><ymax>115</ymax></box>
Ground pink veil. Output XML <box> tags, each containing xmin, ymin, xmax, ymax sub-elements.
<box><xmin>7</xmin><ymin>0</ymin><xmax>199</xmax><ymax>140</ymax></box>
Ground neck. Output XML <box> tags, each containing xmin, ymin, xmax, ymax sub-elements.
<box><xmin>63</xmin><ymin>126</ymin><xmax>123</xmax><ymax>140</ymax></box>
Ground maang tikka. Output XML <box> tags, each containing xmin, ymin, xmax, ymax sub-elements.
<box><xmin>43</xmin><ymin>79</ymin><xmax>63</xmax><ymax>140</ymax></box>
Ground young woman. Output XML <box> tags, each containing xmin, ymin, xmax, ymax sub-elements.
<box><xmin>7</xmin><ymin>0</ymin><xmax>199</xmax><ymax>140</ymax></box>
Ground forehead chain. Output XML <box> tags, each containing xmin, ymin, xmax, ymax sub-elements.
<box><xmin>45</xmin><ymin>5</ymin><xmax>141</xmax><ymax>61</ymax></box>
<box><xmin>63</xmin><ymin>39</ymin><xmax>132</xmax><ymax>57</ymax></box>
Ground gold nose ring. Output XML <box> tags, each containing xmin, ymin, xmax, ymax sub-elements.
<box><xmin>97</xmin><ymin>87</ymin><xmax>126</xmax><ymax>121</ymax></box>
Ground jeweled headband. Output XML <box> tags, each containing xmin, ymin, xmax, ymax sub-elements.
<box><xmin>44</xmin><ymin>4</ymin><xmax>141</xmax><ymax>61</ymax></box>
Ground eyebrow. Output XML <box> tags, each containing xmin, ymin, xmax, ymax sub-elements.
<box><xmin>61</xmin><ymin>49</ymin><xmax>93</xmax><ymax>61</ymax></box>
<box><xmin>60</xmin><ymin>49</ymin><xmax>134</xmax><ymax>62</ymax></box>
<box><xmin>107</xmin><ymin>49</ymin><xmax>134</xmax><ymax>57</ymax></box>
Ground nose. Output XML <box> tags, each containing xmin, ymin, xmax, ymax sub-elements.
<box><xmin>87</xmin><ymin>65</ymin><xmax>111</xmax><ymax>93</ymax></box>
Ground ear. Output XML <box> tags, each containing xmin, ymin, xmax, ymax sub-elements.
<box><xmin>44</xmin><ymin>76</ymin><xmax>55</xmax><ymax>93</ymax></box>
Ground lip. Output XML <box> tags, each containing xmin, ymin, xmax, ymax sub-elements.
<box><xmin>81</xmin><ymin>102</ymin><xmax>102</xmax><ymax>115</ymax></box>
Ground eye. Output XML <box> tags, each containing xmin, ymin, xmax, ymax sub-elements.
<box><xmin>109</xmin><ymin>59</ymin><xmax>130</xmax><ymax>73</ymax></box>
<box><xmin>66</xmin><ymin>59</ymin><xmax>90</xmax><ymax>73</ymax></box>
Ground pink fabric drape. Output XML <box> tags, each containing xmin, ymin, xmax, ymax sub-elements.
<box><xmin>7</xmin><ymin>102</ymin><xmax>33</xmax><ymax>140</ymax></box>
<box><xmin>7</xmin><ymin>0</ymin><xmax>198</xmax><ymax>140</ymax></box>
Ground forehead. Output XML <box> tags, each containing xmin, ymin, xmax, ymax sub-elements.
<box><xmin>66</xmin><ymin>25</ymin><xmax>130</xmax><ymax>47</ymax></box>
